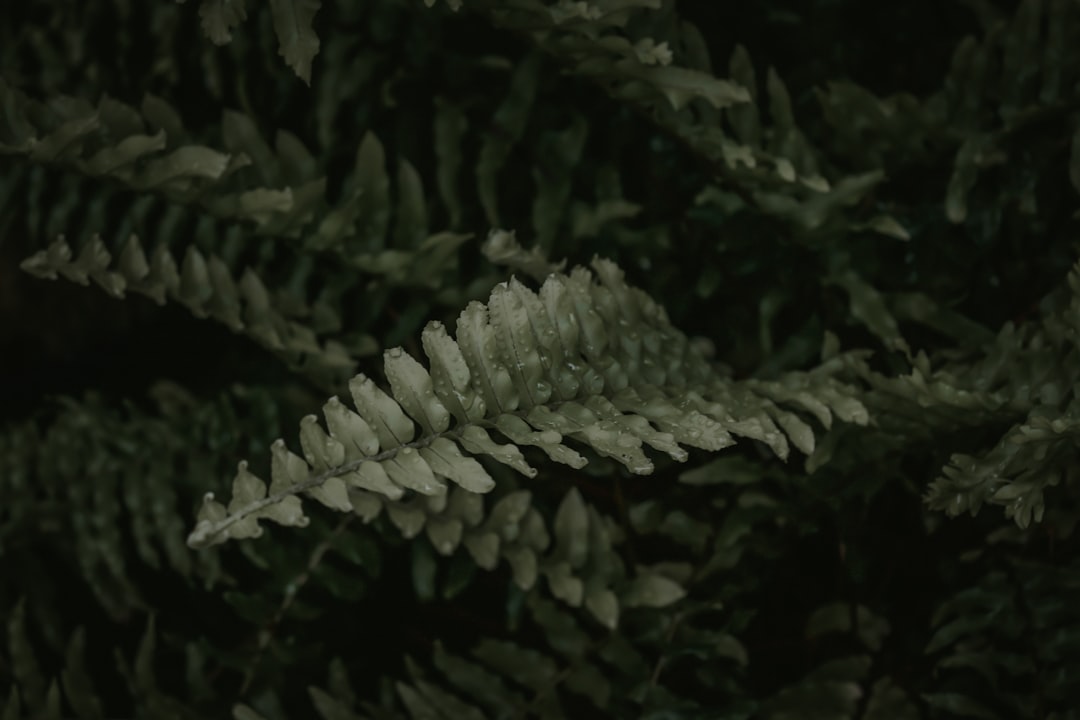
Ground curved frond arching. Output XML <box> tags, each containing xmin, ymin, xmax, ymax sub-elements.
<box><xmin>188</xmin><ymin>257</ymin><xmax>869</xmax><ymax>549</ymax></box>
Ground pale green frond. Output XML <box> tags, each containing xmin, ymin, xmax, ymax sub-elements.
<box><xmin>188</xmin><ymin>257</ymin><xmax>867</xmax><ymax>549</ymax></box>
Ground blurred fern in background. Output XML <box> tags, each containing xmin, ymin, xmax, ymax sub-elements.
<box><xmin>2</xmin><ymin>1</ymin><xmax>1079</xmax><ymax>718</ymax></box>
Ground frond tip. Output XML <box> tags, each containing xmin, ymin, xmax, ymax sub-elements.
<box><xmin>188</xmin><ymin>257</ymin><xmax>868</xmax><ymax>549</ymax></box>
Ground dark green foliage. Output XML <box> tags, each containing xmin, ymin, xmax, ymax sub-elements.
<box><xmin>3</xmin><ymin>0</ymin><xmax>1080</xmax><ymax>718</ymax></box>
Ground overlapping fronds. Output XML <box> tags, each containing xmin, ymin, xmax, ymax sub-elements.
<box><xmin>303</xmin><ymin>129</ymin><xmax>472</xmax><ymax>286</ymax></box>
<box><xmin>353</xmin><ymin>484</ymin><xmax>687</xmax><ymax>625</ymax></box>
<box><xmin>189</xmin><ymin>257</ymin><xmax>868</xmax><ymax>550</ymax></box>
<box><xmin>247</xmin><ymin>596</ymin><xmax>915</xmax><ymax>719</ymax></box>
<box><xmin>431</xmin><ymin>1</ymin><xmax>751</xmax><ymax>118</ymax></box>
<box><xmin>687</xmin><ymin>43</ymin><xmax>901</xmax><ymax>236</ymax></box>
<box><xmin>0</xmin><ymin>384</ymin><xmax>306</xmax><ymax>620</ymax></box>
<box><xmin>422</xmin><ymin>2</ymin><xmax>897</xmax><ymax>236</ymax></box>
<box><xmin>428</xmin><ymin>53</ymin><xmax>662</xmax><ymax>263</ymax></box>
<box><xmin>7</xmin><ymin>0</ymin><xmax>1080</xmax><ymax>718</ymax></box>
<box><xmin>832</xmin><ymin>257</ymin><xmax>1080</xmax><ymax>528</ymax></box>
<box><xmin>817</xmin><ymin>0</ymin><xmax>1080</xmax><ymax>225</ymax></box>
<box><xmin>936</xmin><ymin>0</ymin><xmax>1080</xmax><ymax>224</ymax></box>
<box><xmin>2</xmin><ymin>78</ymin><xmax>471</xmax><ymax>293</ymax></box>
<box><xmin>1</xmin><ymin>399</ymin><xmax>197</xmax><ymax>620</ymax></box>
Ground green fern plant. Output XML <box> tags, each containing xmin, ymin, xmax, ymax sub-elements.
<box><xmin>188</xmin><ymin>257</ymin><xmax>867</xmax><ymax>552</ymax></box>
<box><xmin>6</xmin><ymin>0</ymin><xmax>1080</xmax><ymax>718</ymax></box>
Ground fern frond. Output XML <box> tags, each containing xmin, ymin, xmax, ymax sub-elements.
<box><xmin>1</xmin><ymin>80</ymin><xmax>468</xmax><ymax>292</ymax></box>
<box><xmin>19</xmin><ymin>234</ymin><xmax>357</xmax><ymax>381</ymax></box>
<box><xmin>816</xmin><ymin>0</ymin><xmax>1080</xmax><ymax>225</ymax></box>
<box><xmin>691</xmin><ymin>45</ymin><xmax>893</xmax><ymax>234</ymax></box>
<box><xmin>0</xmin><ymin>383</ymin><xmax>321</xmax><ymax>621</ymax></box>
<box><xmin>188</xmin><ymin>257</ymin><xmax>868</xmax><ymax>549</ymax></box>
<box><xmin>459</xmin><ymin>1</ymin><xmax>751</xmax><ymax>113</ymax></box>
<box><xmin>924</xmin><ymin>402</ymin><xmax>1077</xmax><ymax>528</ymax></box>
<box><xmin>306</xmin><ymin>130</ymin><xmax>472</xmax><ymax>287</ymax></box>
<box><xmin>0</xmin><ymin>81</ymin><xmax>313</xmax><ymax>232</ymax></box>
<box><xmin>938</xmin><ymin>0</ymin><xmax>1080</xmax><ymax>223</ymax></box>
<box><xmin>3</xmin><ymin>603</ymin><xmax>209</xmax><ymax>720</ymax></box>
<box><xmin>839</xmin><ymin>257</ymin><xmax>1080</xmax><ymax>528</ymax></box>
<box><xmin>299</xmin><ymin>592</ymin><xmax>653</xmax><ymax>720</ymax></box>
<box><xmin>0</xmin><ymin>393</ymin><xmax>213</xmax><ymax>619</ymax></box>
<box><xmin>434</xmin><ymin>3</ymin><xmax>894</xmax><ymax>234</ymax></box>
<box><xmin>347</xmin><ymin>483</ymin><xmax>684</xmax><ymax>623</ymax></box>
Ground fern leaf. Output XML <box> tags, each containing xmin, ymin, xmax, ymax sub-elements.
<box><xmin>188</xmin><ymin>257</ymin><xmax>867</xmax><ymax>549</ymax></box>
<box><xmin>2</xmin><ymin>82</ymin><xmax>467</xmax><ymax>288</ymax></box>
<box><xmin>839</xmin><ymin>257</ymin><xmax>1080</xmax><ymax>528</ymax></box>
<box><xmin>0</xmin><ymin>82</ymin><xmax>303</xmax><ymax>229</ymax></box>
<box><xmin>20</xmin><ymin>234</ymin><xmax>356</xmax><ymax>382</ymax></box>
<box><xmin>437</xmin><ymin>3</ymin><xmax>892</xmax><ymax>232</ymax></box>
<box><xmin>268</xmin><ymin>0</ymin><xmax>321</xmax><ymax>85</ymax></box>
